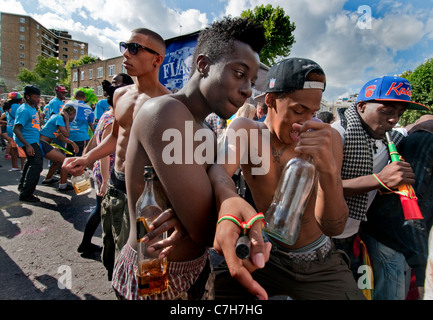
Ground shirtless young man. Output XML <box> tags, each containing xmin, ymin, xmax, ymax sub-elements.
<box><xmin>209</xmin><ymin>58</ymin><xmax>366</xmax><ymax>300</ymax></box>
<box><xmin>111</xmin><ymin>17</ymin><xmax>266</xmax><ymax>300</ymax></box>
<box><xmin>63</xmin><ymin>28</ymin><xmax>170</xmax><ymax>280</ymax></box>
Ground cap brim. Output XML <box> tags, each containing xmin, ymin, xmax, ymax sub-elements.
<box><xmin>374</xmin><ymin>98</ymin><xmax>430</xmax><ymax>111</ymax></box>
<box><xmin>253</xmin><ymin>93</ymin><xmax>266</xmax><ymax>103</ymax></box>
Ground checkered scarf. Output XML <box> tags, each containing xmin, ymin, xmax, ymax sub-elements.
<box><xmin>340</xmin><ymin>104</ymin><xmax>404</xmax><ymax>221</ymax></box>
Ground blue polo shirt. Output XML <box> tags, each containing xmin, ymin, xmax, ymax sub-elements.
<box><xmin>94</xmin><ymin>99</ymin><xmax>110</xmax><ymax>121</ymax></box>
<box><xmin>13</xmin><ymin>103</ymin><xmax>41</xmax><ymax>147</ymax></box>
<box><xmin>69</xmin><ymin>101</ymin><xmax>94</xmax><ymax>142</ymax></box>
<box><xmin>45</xmin><ymin>97</ymin><xmax>64</xmax><ymax>120</ymax></box>
<box><xmin>40</xmin><ymin>114</ymin><xmax>66</xmax><ymax>139</ymax></box>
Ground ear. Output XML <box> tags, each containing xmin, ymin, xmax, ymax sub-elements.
<box><xmin>264</xmin><ymin>93</ymin><xmax>275</xmax><ymax>109</ymax></box>
<box><xmin>196</xmin><ymin>54</ymin><xmax>211</xmax><ymax>77</ymax></box>
<box><xmin>154</xmin><ymin>54</ymin><xmax>165</xmax><ymax>68</ymax></box>
<box><xmin>357</xmin><ymin>101</ymin><xmax>366</xmax><ymax>113</ymax></box>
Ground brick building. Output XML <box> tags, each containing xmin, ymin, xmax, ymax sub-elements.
<box><xmin>0</xmin><ymin>12</ymin><xmax>88</xmax><ymax>92</ymax></box>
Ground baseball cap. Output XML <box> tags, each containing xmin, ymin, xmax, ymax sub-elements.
<box><xmin>7</xmin><ymin>92</ymin><xmax>23</xmax><ymax>101</ymax></box>
<box><xmin>55</xmin><ymin>85</ymin><xmax>68</xmax><ymax>93</ymax></box>
<box><xmin>254</xmin><ymin>57</ymin><xmax>326</xmax><ymax>103</ymax></box>
<box><xmin>356</xmin><ymin>76</ymin><xmax>429</xmax><ymax>111</ymax></box>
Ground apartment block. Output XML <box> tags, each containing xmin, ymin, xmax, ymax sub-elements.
<box><xmin>0</xmin><ymin>12</ymin><xmax>88</xmax><ymax>92</ymax></box>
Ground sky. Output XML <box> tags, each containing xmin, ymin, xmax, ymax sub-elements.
<box><xmin>2</xmin><ymin>0</ymin><xmax>433</xmax><ymax>101</ymax></box>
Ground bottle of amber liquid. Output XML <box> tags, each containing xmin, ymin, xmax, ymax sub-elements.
<box><xmin>136</xmin><ymin>166</ymin><xmax>169</xmax><ymax>296</ymax></box>
<box><xmin>264</xmin><ymin>154</ymin><xmax>317</xmax><ymax>245</ymax></box>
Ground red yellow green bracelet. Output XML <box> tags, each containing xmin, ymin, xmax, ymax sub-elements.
<box><xmin>217</xmin><ymin>212</ymin><xmax>265</xmax><ymax>236</ymax></box>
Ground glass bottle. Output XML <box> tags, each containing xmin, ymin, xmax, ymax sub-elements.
<box><xmin>264</xmin><ymin>154</ymin><xmax>318</xmax><ymax>245</ymax></box>
<box><xmin>136</xmin><ymin>166</ymin><xmax>169</xmax><ymax>296</ymax></box>
<box><xmin>71</xmin><ymin>170</ymin><xmax>92</xmax><ymax>195</ymax></box>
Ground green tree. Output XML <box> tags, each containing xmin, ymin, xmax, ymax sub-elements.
<box><xmin>400</xmin><ymin>60</ymin><xmax>433</xmax><ymax>126</ymax></box>
<box><xmin>241</xmin><ymin>4</ymin><xmax>296</xmax><ymax>66</ymax></box>
<box><xmin>64</xmin><ymin>55</ymin><xmax>97</xmax><ymax>89</ymax></box>
<box><xmin>17</xmin><ymin>56</ymin><xmax>66</xmax><ymax>95</ymax></box>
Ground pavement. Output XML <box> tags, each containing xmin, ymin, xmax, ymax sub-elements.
<box><xmin>0</xmin><ymin>147</ymin><xmax>115</xmax><ymax>300</ymax></box>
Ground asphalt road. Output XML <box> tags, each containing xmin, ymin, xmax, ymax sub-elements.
<box><xmin>0</xmin><ymin>148</ymin><xmax>115</xmax><ymax>300</ymax></box>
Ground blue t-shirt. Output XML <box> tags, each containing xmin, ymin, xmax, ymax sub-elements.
<box><xmin>13</xmin><ymin>103</ymin><xmax>41</xmax><ymax>147</ymax></box>
<box><xmin>6</xmin><ymin>103</ymin><xmax>20</xmax><ymax>137</ymax></box>
<box><xmin>94</xmin><ymin>99</ymin><xmax>110</xmax><ymax>121</ymax></box>
<box><xmin>45</xmin><ymin>97</ymin><xmax>64</xmax><ymax>121</ymax></box>
<box><xmin>40</xmin><ymin>114</ymin><xmax>66</xmax><ymax>139</ymax></box>
<box><xmin>69</xmin><ymin>101</ymin><xmax>94</xmax><ymax>142</ymax></box>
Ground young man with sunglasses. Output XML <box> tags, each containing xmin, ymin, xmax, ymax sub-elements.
<box><xmin>63</xmin><ymin>28</ymin><xmax>170</xmax><ymax>280</ymax></box>
<box><xmin>111</xmin><ymin>17</ymin><xmax>266</xmax><ymax>300</ymax></box>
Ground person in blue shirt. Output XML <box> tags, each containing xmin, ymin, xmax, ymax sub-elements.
<box><xmin>40</xmin><ymin>103</ymin><xmax>78</xmax><ymax>191</ymax></box>
<box><xmin>13</xmin><ymin>85</ymin><xmax>44</xmax><ymax>202</ymax></box>
<box><xmin>67</xmin><ymin>90</ymin><xmax>95</xmax><ymax>157</ymax></box>
<box><xmin>94</xmin><ymin>96</ymin><xmax>110</xmax><ymax>124</ymax></box>
<box><xmin>44</xmin><ymin>84</ymin><xmax>68</xmax><ymax>122</ymax></box>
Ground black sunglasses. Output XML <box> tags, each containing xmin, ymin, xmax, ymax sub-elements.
<box><xmin>119</xmin><ymin>42</ymin><xmax>160</xmax><ymax>56</ymax></box>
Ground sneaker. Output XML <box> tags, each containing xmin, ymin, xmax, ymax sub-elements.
<box><xmin>9</xmin><ymin>168</ymin><xmax>21</xmax><ymax>172</ymax></box>
<box><xmin>19</xmin><ymin>195</ymin><xmax>40</xmax><ymax>203</ymax></box>
<box><xmin>58</xmin><ymin>184</ymin><xmax>74</xmax><ymax>192</ymax></box>
<box><xmin>42</xmin><ymin>177</ymin><xmax>60</xmax><ymax>185</ymax></box>
<box><xmin>77</xmin><ymin>243</ymin><xmax>102</xmax><ymax>254</ymax></box>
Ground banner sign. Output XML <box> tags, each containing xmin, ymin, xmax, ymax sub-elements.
<box><xmin>159</xmin><ymin>33</ymin><xmax>198</xmax><ymax>92</ymax></box>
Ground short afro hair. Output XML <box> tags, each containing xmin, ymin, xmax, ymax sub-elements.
<box><xmin>191</xmin><ymin>16</ymin><xmax>266</xmax><ymax>76</ymax></box>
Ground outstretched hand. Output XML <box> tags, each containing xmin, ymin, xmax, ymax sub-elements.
<box><xmin>213</xmin><ymin>199</ymin><xmax>272</xmax><ymax>300</ymax></box>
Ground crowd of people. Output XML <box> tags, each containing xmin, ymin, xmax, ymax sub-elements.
<box><xmin>0</xmin><ymin>15</ymin><xmax>432</xmax><ymax>301</ymax></box>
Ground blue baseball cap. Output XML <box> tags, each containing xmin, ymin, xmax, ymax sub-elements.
<box><xmin>356</xmin><ymin>76</ymin><xmax>429</xmax><ymax>111</ymax></box>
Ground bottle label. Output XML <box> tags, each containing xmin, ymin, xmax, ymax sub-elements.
<box><xmin>136</xmin><ymin>217</ymin><xmax>150</xmax><ymax>242</ymax></box>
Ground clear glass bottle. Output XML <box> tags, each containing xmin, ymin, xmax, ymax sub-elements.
<box><xmin>264</xmin><ymin>154</ymin><xmax>318</xmax><ymax>245</ymax></box>
<box><xmin>71</xmin><ymin>170</ymin><xmax>92</xmax><ymax>195</ymax></box>
<box><xmin>136</xmin><ymin>166</ymin><xmax>169</xmax><ymax>296</ymax></box>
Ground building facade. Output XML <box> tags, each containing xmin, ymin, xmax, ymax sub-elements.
<box><xmin>70</xmin><ymin>56</ymin><xmax>130</xmax><ymax>98</ymax></box>
<box><xmin>0</xmin><ymin>12</ymin><xmax>88</xmax><ymax>92</ymax></box>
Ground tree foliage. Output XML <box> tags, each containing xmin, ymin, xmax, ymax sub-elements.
<box><xmin>400</xmin><ymin>59</ymin><xmax>433</xmax><ymax>126</ymax></box>
<box><xmin>64</xmin><ymin>55</ymin><xmax>98</xmax><ymax>89</ymax></box>
<box><xmin>17</xmin><ymin>56</ymin><xmax>66</xmax><ymax>95</ymax></box>
<box><xmin>241</xmin><ymin>4</ymin><xmax>296</xmax><ymax>66</ymax></box>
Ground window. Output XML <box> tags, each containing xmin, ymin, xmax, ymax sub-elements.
<box><xmin>20</xmin><ymin>18</ymin><xmax>25</xmax><ymax>23</ymax></box>
<box><xmin>62</xmin><ymin>54</ymin><xmax>68</xmax><ymax>59</ymax></box>
<box><xmin>97</xmin><ymin>67</ymin><xmax>103</xmax><ymax>78</ymax></box>
<box><xmin>20</xmin><ymin>26</ymin><xmax>25</xmax><ymax>32</ymax></box>
<box><xmin>74</xmin><ymin>49</ymin><xmax>78</xmax><ymax>53</ymax></box>
<box><xmin>81</xmin><ymin>50</ymin><xmax>85</xmax><ymax>55</ymax></box>
<box><xmin>20</xmin><ymin>35</ymin><xmax>25</xmax><ymax>41</ymax></box>
<box><xmin>121</xmin><ymin>65</ymin><xmax>127</xmax><ymax>73</ymax></box>
<box><xmin>19</xmin><ymin>53</ymin><xmax>25</xmax><ymax>59</ymax></box>
<box><xmin>74</xmin><ymin>42</ymin><xmax>78</xmax><ymax>47</ymax></box>
<box><xmin>96</xmin><ymin>86</ymin><xmax>103</xmax><ymax>96</ymax></box>
<box><xmin>73</xmin><ymin>72</ymin><xmax>78</xmax><ymax>82</ymax></box>
<box><xmin>81</xmin><ymin>71</ymin><xmax>85</xmax><ymax>80</ymax></box>
<box><xmin>63</xmin><ymin>40</ymin><xmax>69</xmax><ymax>45</ymax></box>
<box><xmin>19</xmin><ymin>44</ymin><xmax>25</xmax><ymax>50</ymax></box>
<box><xmin>20</xmin><ymin>62</ymin><xmax>25</xmax><ymax>67</ymax></box>
<box><xmin>108</xmin><ymin>65</ymin><xmax>115</xmax><ymax>76</ymax></box>
<box><xmin>89</xmin><ymin>69</ymin><xmax>93</xmax><ymax>79</ymax></box>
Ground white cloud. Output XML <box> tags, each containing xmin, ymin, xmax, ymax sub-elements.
<box><xmin>0</xmin><ymin>0</ymin><xmax>27</xmax><ymax>15</ymax></box>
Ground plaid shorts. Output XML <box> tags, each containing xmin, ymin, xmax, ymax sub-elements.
<box><xmin>112</xmin><ymin>242</ymin><xmax>212</xmax><ymax>300</ymax></box>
